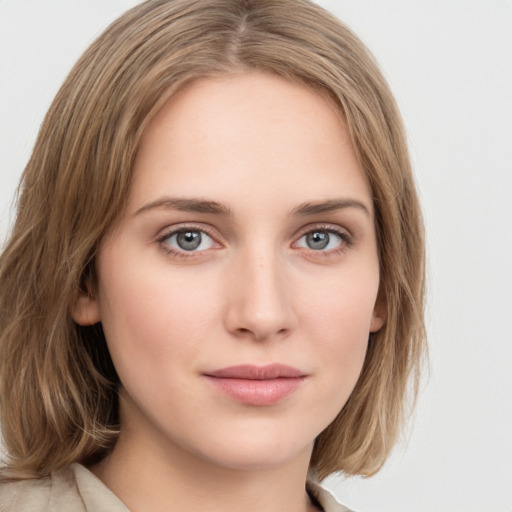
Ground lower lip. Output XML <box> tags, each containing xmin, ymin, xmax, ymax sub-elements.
<box><xmin>204</xmin><ymin>376</ymin><xmax>305</xmax><ymax>406</ymax></box>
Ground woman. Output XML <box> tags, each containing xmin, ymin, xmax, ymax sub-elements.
<box><xmin>0</xmin><ymin>0</ymin><xmax>425</xmax><ymax>510</ymax></box>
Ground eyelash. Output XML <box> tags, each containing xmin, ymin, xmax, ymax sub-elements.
<box><xmin>156</xmin><ymin>223</ymin><xmax>353</xmax><ymax>260</ymax></box>
<box><xmin>294</xmin><ymin>225</ymin><xmax>353</xmax><ymax>257</ymax></box>
<box><xmin>156</xmin><ymin>224</ymin><xmax>218</xmax><ymax>260</ymax></box>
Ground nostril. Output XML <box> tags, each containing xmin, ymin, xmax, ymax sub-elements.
<box><xmin>232</xmin><ymin>325</ymin><xmax>290</xmax><ymax>342</ymax></box>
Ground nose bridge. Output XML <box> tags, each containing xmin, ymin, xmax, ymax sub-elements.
<box><xmin>225</xmin><ymin>240</ymin><xmax>294</xmax><ymax>341</ymax></box>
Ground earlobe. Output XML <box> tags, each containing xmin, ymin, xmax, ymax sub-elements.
<box><xmin>370</xmin><ymin>300</ymin><xmax>386</xmax><ymax>333</ymax></box>
<box><xmin>71</xmin><ymin>291</ymin><xmax>101</xmax><ymax>326</ymax></box>
<box><xmin>370</xmin><ymin>313</ymin><xmax>385</xmax><ymax>333</ymax></box>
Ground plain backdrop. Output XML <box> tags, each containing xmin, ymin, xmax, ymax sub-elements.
<box><xmin>1</xmin><ymin>1</ymin><xmax>511</xmax><ymax>511</ymax></box>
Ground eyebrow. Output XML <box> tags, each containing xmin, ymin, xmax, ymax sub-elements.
<box><xmin>134</xmin><ymin>197</ymin><xmax>233</xmax><ymax>217</ymax></box>
<box><xmin>290</xmin><ymin>198</ymin><xmax>371</xmax><ymax>217</ymax></box>
<box><xmin>134</xmin><ymin>196</ymin><xmax>370</xmax><ymax>218</ymax></box>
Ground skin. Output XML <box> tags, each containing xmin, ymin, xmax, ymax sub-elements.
<box><xmin>73</xmin><ymin>71</ymin><xmax>384</xmax><ymax>512</ymax></box>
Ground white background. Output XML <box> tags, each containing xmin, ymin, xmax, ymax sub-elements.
<box><xmin>1</xmin><ymin>1</ymin><xmax>511</xmax><ymax>511</ymax></box>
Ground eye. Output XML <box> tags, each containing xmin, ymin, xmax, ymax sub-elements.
<box><xmin>160</xmin><ymin>229</ymin><xmax>215</xmax><ymax>253</ymax></box>
<box><xmin>296</xmin><ymin>228</ymin><xmax>346</xmax><ymax>252</ymax></box>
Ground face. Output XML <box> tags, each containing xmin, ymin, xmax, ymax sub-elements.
<box><xmin>74</xmin><ymin>72</ymin><xmax>384</xmax><ymax>472</ymax></box>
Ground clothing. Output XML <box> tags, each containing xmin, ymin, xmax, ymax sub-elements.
<box><xmin>0</xmin><ymin>463</ymin><xmax>353</xmax><ymax>512</ymax></box>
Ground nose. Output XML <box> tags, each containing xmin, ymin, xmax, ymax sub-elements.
<box><xmin>223</xmin><ymin>248</ymin><xmax>296</xmax><ymax>342</ymax></box>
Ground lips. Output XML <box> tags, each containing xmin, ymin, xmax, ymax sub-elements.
<box><xmin>206</xmin><ymin>364</ymin><xmax>306</xmax><ymax>380</ymax></box>
<box><xmin>203</xmin><ymin>364</ymin><xmax>307</xmax><ymax>406</ymax></box>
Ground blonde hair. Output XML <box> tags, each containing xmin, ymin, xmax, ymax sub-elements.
<box><xmin>0</xmin><ymin>0</ymin><xmax>425</xmax><ymax>479</ymax></box>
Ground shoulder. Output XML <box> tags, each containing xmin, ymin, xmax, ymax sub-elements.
<box><xmin>307</xmin><ymin>480</ymin><xmax>355</xmax><ymax>512</ymax></box>
<box><xmin>0</xmin><ymin>465</ymin><xmax>87</xmax><ymax>512</ymax></box>
<box><xmin>0</xmin><ymin>475</ymin><xmax>52</xmax><ymax>512</ymax></box>
<box><xmin>1</xmin><ymin>466</ymin><xmax>351</xmax><ymax>512</ymax></box>
<box><xmin>0</xmin><ymin>464</ymin><xmax>129</xmax><ymax>512</ymax></box>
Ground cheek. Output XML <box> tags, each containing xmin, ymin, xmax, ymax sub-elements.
<box><xmin>95</xmin><ymin>250</ymin><xmax>222</xmax><ymax>381</ymax></box>
<box><xmin>300</xmin><ymin>264</ymin><xmax>379</xmax><ymax>341</ymax></box>
<box><xmin>297</xmin><ymin>266</ymin><xmax>379</xmax><ymax>392</ymax></box>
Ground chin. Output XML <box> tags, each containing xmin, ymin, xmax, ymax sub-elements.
<box><xmin>188</xmin><ymin>431</ymin><xmax>314</xmax><ymax>472</ymax></box>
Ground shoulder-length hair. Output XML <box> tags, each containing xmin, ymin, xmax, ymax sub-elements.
<box><xmin>0</xmin><ymin>0</ymin><xmax>425</xmax><ymax>479</ymax></box>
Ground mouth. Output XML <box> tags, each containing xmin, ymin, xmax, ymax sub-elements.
<box><xmin>203</xmin><ymin>364</ymin><xmax>307</xmax><ymax>406</ymax></box>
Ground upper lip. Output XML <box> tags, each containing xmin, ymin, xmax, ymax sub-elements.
<box><xmin>205</xmin><ymin>364</ymin><xmax>306</xmax><ymax>380</ymax></box>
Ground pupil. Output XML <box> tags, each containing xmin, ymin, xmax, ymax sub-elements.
<box><xmin>177</xmin><ymin>231</ymin><xmax>201</xmax><ymax>250</ymax></box>
<box><xmin>306</xmin><ymin>231</ymin><xmax>329</xmax><ymax>250</ymax></box>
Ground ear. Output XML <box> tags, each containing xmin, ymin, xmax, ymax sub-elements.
<box><xmin>370</xmin><ymin>296</ymin><xmax>386</xmax><ymax>333</ymax></box>
<box><xmin>71</xmin><ymin>285</ymin><xmax>101</xmax><ymax>326</ymax></box>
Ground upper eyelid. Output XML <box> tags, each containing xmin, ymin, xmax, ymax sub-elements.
<box><xmin>293</xmin><ymin>222</ymin><xmax>351</xmax><ymax>239</ymax></box>
<box><xmin>157</xmin><ymin>222</ymin><xmax>349</xmax><ymax>239</ymax></box>
<box><xmin>157</xmin><ymin>223</ymin><xmax>219</xmax><ymax>240</ymax></box>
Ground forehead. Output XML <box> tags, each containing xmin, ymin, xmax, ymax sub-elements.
<box><xmin>129</xmin><ymin>71</ymin><xmax>371</xmax><ymax>215</ymax></box>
